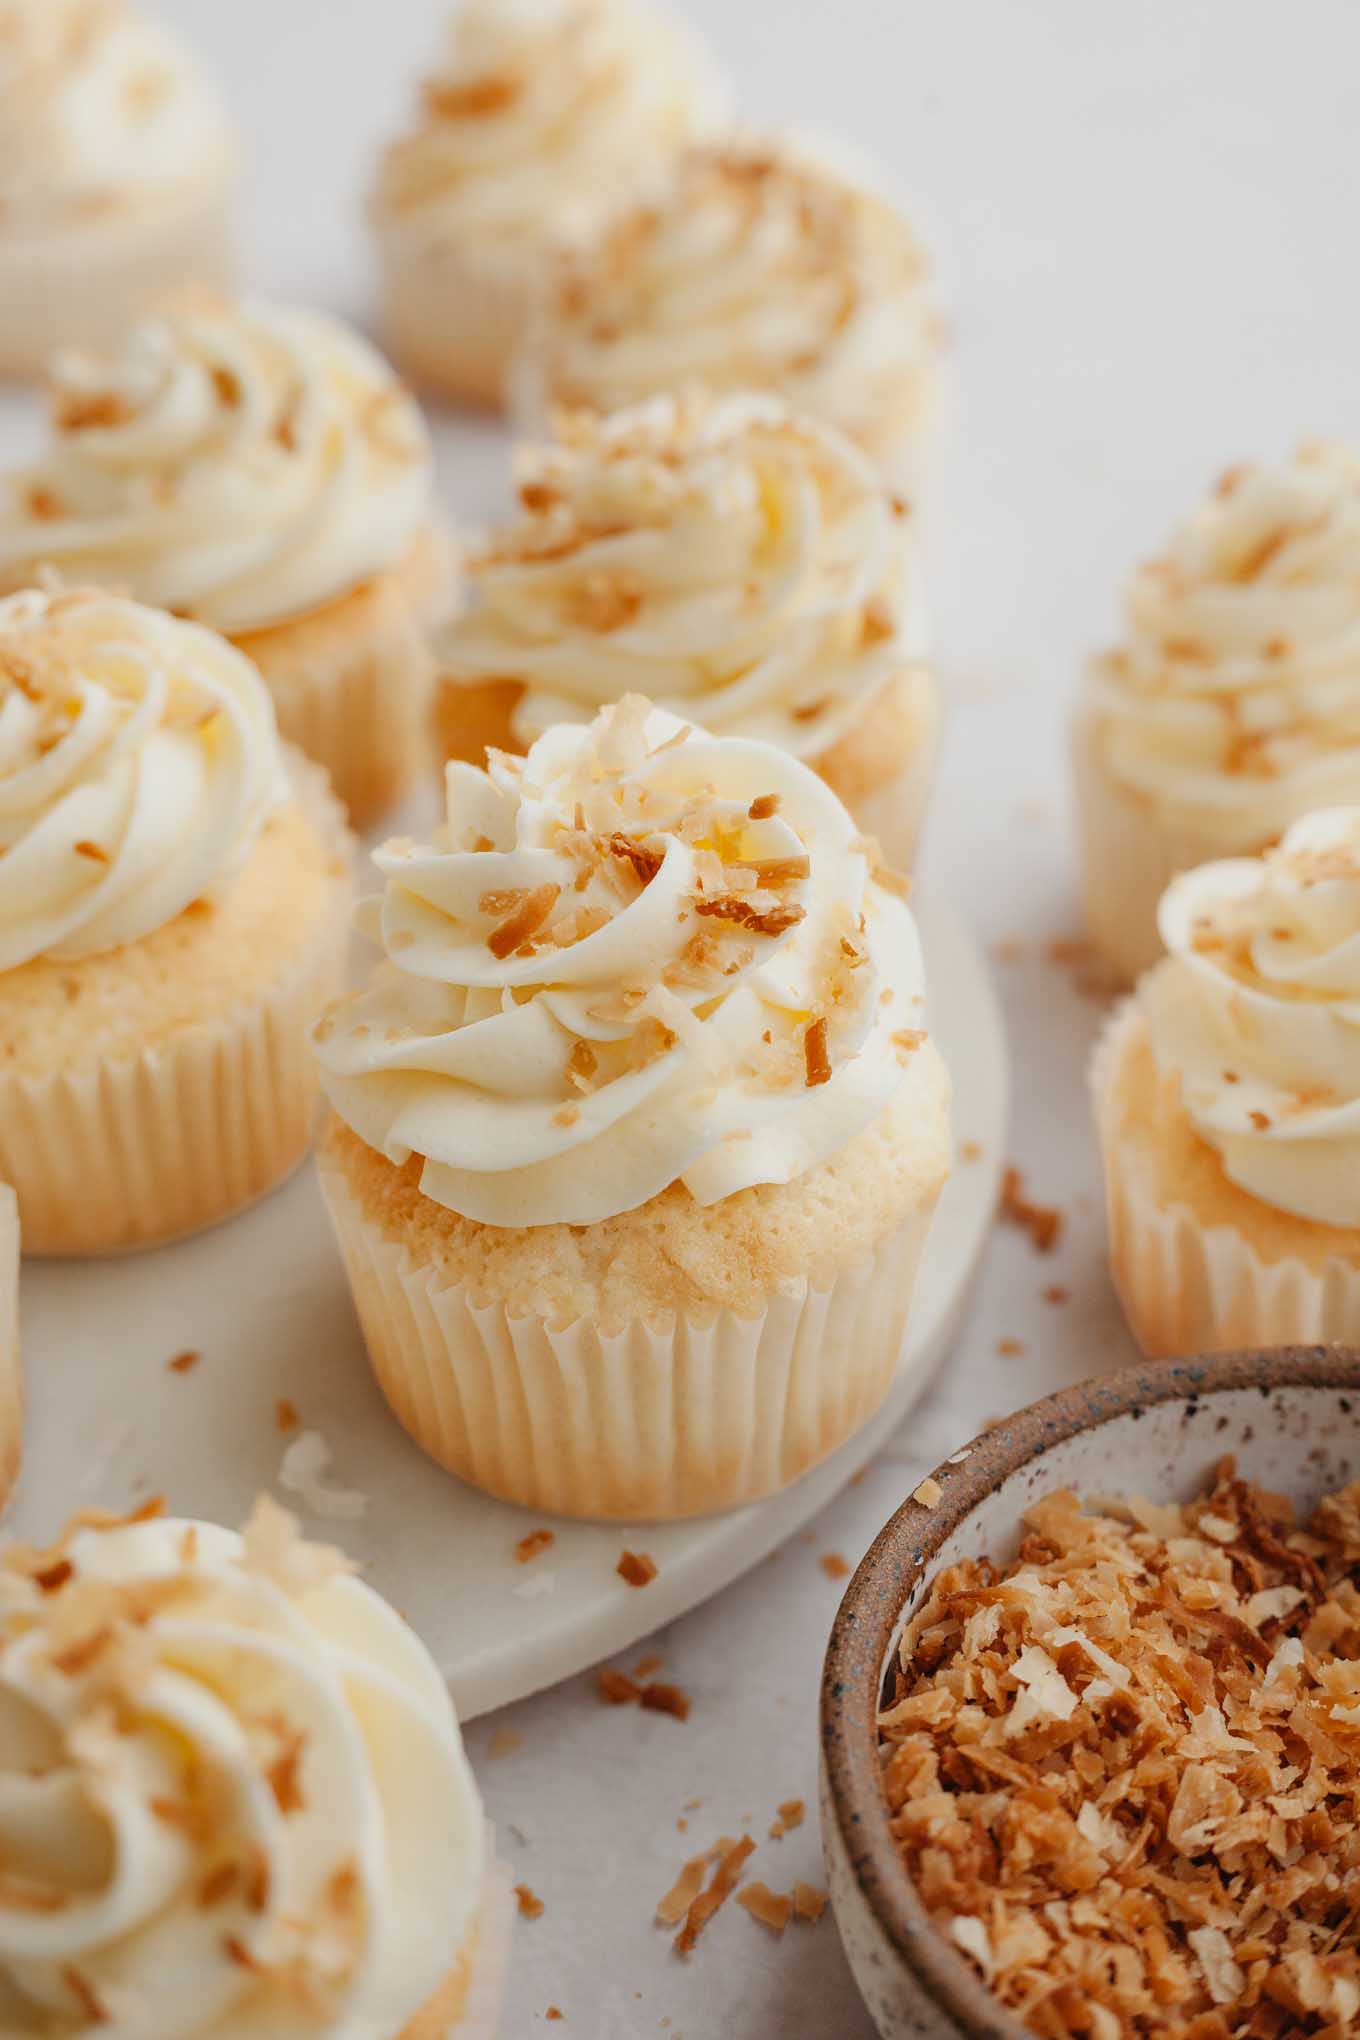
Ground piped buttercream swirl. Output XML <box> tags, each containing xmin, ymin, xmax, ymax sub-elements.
<box><xmin>0</xmin><ymin>0</ymin><xmax>233</xmax><ymax>231</ymax></box>
<box><xmin>374</xmin><ymin>0</ymin><xmax>723</xmax><ymax>251</ymax></box>
<box><xmin>0</xmin><ymin>301</ymin><xmax>434</xmax><ymax>636</ymax></box>
<box><xmin>315</xmin><ymin>696</ymin><xmax>930</xmax><ymax>1227</ymax></box>
<box><xmin>538</xmin><ymin>142</ymin><xmax>940</xmax><ymax>455</ymax></box>
<box><xmin>1086</xmin><ymin>443</ymin><xmax>1360</xmax><ymax>845</ymax></box>
<box><xmin>0</xmin><ymin>1499</ymin><xmax>484</xmax><ymax>2039</ymax></box>
<box><xmin>1142</xmin><ymin>806</ymin><xmax>1360</xmax><ymax>1225</ymax></box>
<box><xmin>0</xmin><ymin>586</ymin><xmax>286</xmax><ymax>970</ymax></box>
<box><xmin>443</xmin><ymin>390</ymin><xmax>922</xmax><ymax>756</ymax></box>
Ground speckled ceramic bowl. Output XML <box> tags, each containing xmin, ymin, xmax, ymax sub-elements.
<box><xmin>819</xmin><ymin>1345</ymin><xmax>1360</xmax><ymax>2040</ymax></box>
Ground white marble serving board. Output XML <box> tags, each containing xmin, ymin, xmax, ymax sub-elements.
<box><xmin>8</xmin><ymin>894</ymin><xmax>1006</xmax><ymax>1720</ymax></box>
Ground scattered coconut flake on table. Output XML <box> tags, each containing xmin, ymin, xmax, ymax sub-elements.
<box><xmin>279</xmin><ymin>1431</ymin><xmax>368</xmax><ymax>1521</ymax></box>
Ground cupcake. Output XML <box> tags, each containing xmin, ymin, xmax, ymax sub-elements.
<box><xmin>1093</xmin><ymin>807</ymin><xmax>1360</xmax><ymax>1358</ymax></box>
<box><xmin>0</xmin><ymin>1496</ymin><xmax>510</xmax><ymax>2037</ymax></box>
<box><xmin>437</xmin><ymin>392</ymin><xmax>937</xmax><ymax>869</ymax></box>
<box><xmin>527</xmin><ymin>140</ymin><xmax>943</xmax><ymax>478</ymax></box>
<box><xmin>0</xmin><ymin>0</ymin><xmax>236</xmax><ymax>378</ymax></box>
<box><xmin>314</xmin><ymin>695</ymin><xmax>952</xmax><ymax>1521</ymax></box>
<box><xmin>1076</xmin><ymin>442</ymin><xmax>1360</xmax><ymax>983</ymax></box>
<box><xmin>0</xmin><ymin>1185</ymin><xmax>17</xmax><ymax>1512</ymax></box>
<box><xmin>0</xmin><ymin>586</ymin><xmax>354</xmax><ymax>1256</ymax></box>
<box><xmin>371</xmin><ymin>0</ymin><xmax>725</xmax><ymax>411</ymax></box>
<box><xmin>0</xmin><ymin>298</ymin><xmax>456</xmax><ymax>826</ymax></box>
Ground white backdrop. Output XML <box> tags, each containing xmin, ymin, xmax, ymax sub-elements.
<box><xmin>101</xmin><ymin>3</ymin><xmax>1360</xmax><ymax>2031</ymax></box>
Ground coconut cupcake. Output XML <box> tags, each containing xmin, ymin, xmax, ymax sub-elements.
<box><xmin>1094</xmin><ymin>807</ymin><xmax>1360</xmax><ymax>1358</ymax></box>
<box><xmin>0</xmin><ymin>1496</ymin><xmax>510</xmax><ymax>2037</ymax></box>
<box><xmin>438</xmin><ymin>392</ymin><xmax>937</xmax><ymax>869</ymax></box>
<box><xmin>0</xmin><ymin>298</ymin><xmax>455</xmax><ymax>826</ymax></box>
<box><xmin>1076</xmin><ymin>442</ymin><xmax>1360</xmax><ymax>983</ymax></box>
<box><xmin>0</xmin><ymin>0</ymin><xmax>236</xmax><ymax>378</ymax></box>
<box><xmin>0</xmin><ymin>586</ymin><xmax>354</xmax><ymax>1256</ymax></box>
<box><xmin>0</xmin><ymin>1186</ymin><xmax>17</xmax><ymax>1513</ymax></box>
<box><xmin>314</xmin><ymin>695</ymin><xmax>951</xmax><ymax>1521</ymax></box>
<box><xmin>528</xmin><ymin>140</ymin><xmax>942</xmax><ymax>478</ymax></box>
<box><xmin>371</xmin><ymin>0</ymin><xmax>725</xmax><ymax>411</ymax></box>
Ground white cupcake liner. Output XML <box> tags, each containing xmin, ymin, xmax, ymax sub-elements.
<box><xmin>1073</xmin><ymin>703</ymin><xmax>1272</xmax><ymax>986</ymax></box>
<box><xmin>0</xmin><ymin>158</ymin><xmax>236</xmax><ymax>379</ymax></box>
<box><xmin>0</xmin><ymin>763</ymin><xmax>354</xmax><ymax>1258</ymax></box>
<box><xmin>242</xmin><ymin>554</ymin><xmax>449</xmax><ymax>831</ymax></box>
<box><xmin>318</xmin><ymin>1151</ymin><xmax>941</xmax><ymax>1521</ymax></box>
<box><xmin>0</xmin><ymin>1186</ymin><xmax>20</xmax><ymax>1515</ymax></box>
<box><xmin>377</xmin><ymin>225</ymin><xmax>540</xmax><ymax>413</ymax></box>
<box><xmin>1091</xmin><ymin>1003</ymin><xmax>1360</xmax><ymax>1357</ymax></box>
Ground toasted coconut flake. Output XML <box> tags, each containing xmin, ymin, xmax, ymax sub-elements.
<box><xmin>487</xmin><ymin>883</ymin><xmax>560</xmax><ymax>959</ymax></box>
<box><xmin>737</xmin><ymin>1881</ymin><xmax>792</xmax><ymax>1935</ymax></box>
<box><xmin>912</xmin><ymin>1477</ymin><xmax>943</xmax><ymax>1508</ymax></box>
<box><xmin>803</xmin><ymin>1017</ymin><xmax>831</xmax><ymax>1088</ymax></box>
<box><xmin>598</xmin><ymin>1668</ymin><xmax>643</xmax><ymax>1706</ymax></box>
<box><xmin>674</xmin><ymin>1836</ymin><xmax>756</xmax><ymax>1956</ymax></box>
<box><xmin>618</xmin><ymin>1551</ymin><xmax>658</xmax><ymax>1589</ymax></box>
<box><xmin>819</xmin><ymin>1553</ymin><xmax>850</xmax><ymax>1581</ymax></box>
<box><xmin>640</xmin><ymin>1682</ymin><xmax>691</xmax><ymax>1722</ymax></box>
<box><xmin>769</xmin><ymin>1798</ymin><xmax>805</xmax><ymax>1839</ymax></box>
<box><xmin>999</xmin><ymin>1165</ymin><xmax>1064</xmax><ymax>1253</ymax></box>
<box><xmin>515</xmin><ymin>1884</ymin><xmax>544</xmax><ymax>1921</ymax></box>
<box><xmin>693</xmin><ymin>894</ymin><xmax>806</xmax><ymax>938</ymax></box>
<box><xmin>515</xmin><ymin>1528</ymin><xmax>555</xmax><ymax>1565</ymax></box>
<box><xmin>792</xmin><ymin>1881</ymin><xmax>827</xmax><ymax>1923</ymax></box>
<box><xmin>656</xmin><ymin>1852</ymin><xmax>713</xmax><ymax>1928</ymax></box>
<box><xmin>168</xmin><ymin>1348</ymin><xmax>200</xmax><ymax>1374</ymax></box>
<box><xmin>748</xmin><ymin>794</ymin><xmax>781</xmax><ymax>820</ymax></box>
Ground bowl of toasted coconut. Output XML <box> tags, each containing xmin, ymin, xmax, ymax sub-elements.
<box><xmin>820</xmin><ymin>1346</ymin><xmax>1360</xmax><ymax>2040</ymax></box>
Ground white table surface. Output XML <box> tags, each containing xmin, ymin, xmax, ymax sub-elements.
<box><xmin>30</xmin><ymin>2</ymin><xmax>1360</xmax><ymax>2031</ymax></box>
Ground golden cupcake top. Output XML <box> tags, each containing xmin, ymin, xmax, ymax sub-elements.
<box><xmin>1140</xmin><ymin>805</ymin><xmax>1360</xmax><ymax>1226</ymax></box>
<box><xmin>0</xmin><ymin>585</ymin><xmax>287</xmax><ymax>970</ymax></box>
<box><xmin>0</xmin><ymin>298</ymin><xmax>434</xmax><ymax>635</ymax></box>
<box><xmin>1086</xmin><ymin>441</ymin><xmax>1360</xmax><ymax>837</ymax></box>
<box><xmin>314</xmin><ymin>695</ymin><xmax>932</xmax><ymax>1228</ymax></box>
<box><xmin>535</xmin><ymin>140</ymin><xmax>941</xmax><ymax>455</ymax></box>
<box><xmin>373</xmin><ymin>0</ymin><xmax>724</xmax><ymax>250</ymax></box>
<box><xmin>443</xmin><ymin>388</ymin><xmax>922</xmax><ymax>754</ymax></box>
<box><xmin>0</xmin><ymin>0</ymin><xmax>233</xmax><ymax>231</ymax></box>
<box><xmin>0</xmin><ymin>1496</ymin><xmax>485</xmax><ymax>2037</ymax></box>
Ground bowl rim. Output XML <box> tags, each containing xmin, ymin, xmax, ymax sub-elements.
<box><xmin>819</xmin><ymin>1343</ymin><xmax>1360</xmax><ymax>2040</ymax></box>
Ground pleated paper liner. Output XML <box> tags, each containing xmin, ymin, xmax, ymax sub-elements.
<box><xmin>319</xmin><ymin>1146</ymin><xmax>942</xmax><ymax>1523</ymax></box>
<box><xmin>238</xmin><ymin>528</ymin><xmax>457</xmax><ymax>830</ymax></box>
<box><xmin>1092</xmin><ymin>1001</ymin><xmax>1360</xmax><ymax>1357</ymax></box>
<box><xmin>0</xmin><ymin>759</ymin><xmax>354</xmax><ymax>1258</ymax></box>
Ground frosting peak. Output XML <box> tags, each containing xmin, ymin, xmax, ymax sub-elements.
<box><xmin>0</xmin><ymin>1498</ymin><xmax>484</xmax><ymax>2039</ymax></box>
<box><xmin>315</xmin><ymin>697</ymin><xmax>930</xmax><ymax>1227</ymax></box>
<box><xmin>374</xmin><ymin>0</ymin><xmax>724</xmax><ymax>250</ymax></box>
<box><xmin>0</xmin><ymin>587</ymin><xmax>286</xmax><ymax>970</ymax></box>
<box><xmin>1142</xmin><ymin>806</ymin><xmax>1360</xmax><ymax>1225</ymax></box>
<box><xmin>444</xmin><ymin>389</ymin><xmax>921</xmax><ymax>754</ymax></box>
<box><xmin>1086</xmin><ymin>442</ymin><xmax>1360</xmax><ymax>842</ymax></box>
<box><xmin>0</xmin><ymin>0</ymin><xmax>233</xmax><ymax>231</ymax></box>
<box><xmin>0</xmin><ymin>300</ymin><xmax>434</xmax><ymax>635</ymax></box>
<box><xmin>539</xmin><ymin>142</ymin><xmax>941</xmax><ymax>455</ymax></box>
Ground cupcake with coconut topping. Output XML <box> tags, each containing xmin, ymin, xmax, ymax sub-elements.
<box><xmin>0</xmin><ymin>1496</ymin><xmax>510</xmax><ymax>2036</ymax></box>
<box><xmin>0</xmin><ymin>298</ymin><xmax>456</xmax><ymax>826</ymax></box>
<box><xmin>1094</xmin><ymin>807</ymin><xmax>1360</xmax><ymax>1357</ymax></box>
<box><xmin>371</xmin><ymin>0</ymin><xmax>725</xmax><ymax>410</ymax></box>
<box><xmin>1076</xmin><ymin>442</ymin><xmax>1360</xmax><ymax>982</ymax></box>
<box><xmin>527</xmin><ymin>140</ymin><xmax>943</xmax><ymax>478</ymax></box>
<box><xmin>438</xmin><ymin>391</ymin><xmax>937</xmax><ymax>868</ymax></box>
<box><xmin>0</xmin><ymin>586</ymin><xmax>354</xmax><ymax>1256</ymax></box>
<box><xmin>0</xmin><ymin>0</ymin><xmax>236</xmax><ymax>377</ymax></box>
<box><xmin>314</xmin><ymin>695</ymin><xmax>951</xmax><ymax>1520</ymax></box>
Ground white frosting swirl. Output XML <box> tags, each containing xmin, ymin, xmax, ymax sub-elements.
<box><xmin>539</xmin><ymin>142</ymin><xmax>940</xmax><ymax>454</ymax></box>
<box><xmin>444</xmin><ymin>391</ymin><xmax>922</xmax><ymax>756</ymax></box>
<box><xmin>0</xmin><ymin>302</ymin><xmax>434</xmax><ymax>637</ymax></box>
<box><xmin>1141</xmin><ymin>807</ymin><xmax>1360</xmax><ymax>1225</ymax></box>
<box><xmin>0</xmin><ymin>0</ymin><xmax>233</xmax><ymax>232</ymax></box>
<box><xmin>0</xmin><ymin>587</ymin><xmax>286</xmax><ymax>971</ymax></box>
<box><xmin>316</xmin><ymin>696</ymin><xmax>930</xmax><ymax>1228</ymax></box>
<box><xmin>0</xmin><ymin>1501</ymin><xmax>484</xmax><ymax>2039</ymax></box>
<box><xmin>1086</xmin><ymin>443</ymin><xmax>1360</xmax><ymax>845</ymax></box>
<box><xmin>374</xmin><ymin>0</ymin><xmax>723</xmax><ymax>251</ymax></box>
